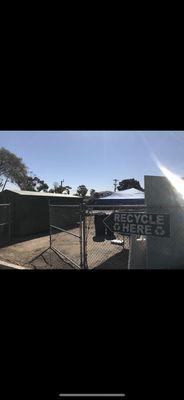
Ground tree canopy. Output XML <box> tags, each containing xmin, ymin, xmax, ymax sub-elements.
<box><xmin>0</xmin><ymin>147</ymin><xmax>28</xmax><ymax>190</ymax></box>
<box><xmin>90</xmin><ymin>189</ymin><xmax>96</xmax><ymax>197</ymax></box>
<box><xmin>117</xmin><ymin>178</ymin><xmax>144</xmax><ymax>192</ymax></box>
<box><xmin>49</xmin><ymin>182</ymin><xmax>72</xmax><ymax>194</ymax></box>
<box><xmin>18</xmin><ymin>175</ymin><xmax>49</xmax><ymax>192</ymax></box>
<box><xmin>76</xmin><ymin>185</ymin><xmax>88</xmax><ymax>197</ymax></box>
<box><xmin>0</xmin><ymin>147</ymin><xmax>50</xmax><ymax>192</ymax></box>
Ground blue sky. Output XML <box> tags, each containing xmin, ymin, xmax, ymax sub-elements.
<box><xmin>0</xmin><ymin>131</ymin><xmax>184</xmax><ymax>193</ymax></box>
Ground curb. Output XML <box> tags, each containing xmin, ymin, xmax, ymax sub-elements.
<box><xmin>0</xmin><ymin>259</ymin><xmax>26</xmax><ymax>270</ymax></box>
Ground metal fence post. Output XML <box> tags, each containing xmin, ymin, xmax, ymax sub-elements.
<box><xmin>80</xmin><ymin>203</ymin><xmax>83</xmax><ymax>268</ymax></box>
<box><xmin>49</xmin><ymin>200</ymin><xmax>52</xmax><ymax>249</ymax></box>
<box><xmin>82</xmin><ymin>202</ymin><xmax>88</xmax><ymax>269</ymax></box>
<box><xmin>48</xmin><ymin>199</ymin><xmax>52</xmax><ymax>267</ymax></box>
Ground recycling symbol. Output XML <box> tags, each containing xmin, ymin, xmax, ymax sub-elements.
<box><xmin>155</xmin><ymin>226</ymin><xmax>165</xmax><ymax>236</ymax></box>
<box><xmin>113</xmin><ymin>223</ymin><xmax>121</xmax><ymax>231</ymax></box>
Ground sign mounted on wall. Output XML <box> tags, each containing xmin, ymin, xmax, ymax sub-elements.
<box><xmin>103</xmin><ymin>212</ymin><xmax>170</xmax><ymax>237</ymax></box>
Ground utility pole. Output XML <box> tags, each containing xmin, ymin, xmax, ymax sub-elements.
<box><xmin>61</xmin><ymin>179</ymin><xmax>64</xmax><ymax>187</ymax></box>
<box><xmin>113</xmin><ymin>179</ymin><xmax>119</xmax><ymax>192</ymax></box>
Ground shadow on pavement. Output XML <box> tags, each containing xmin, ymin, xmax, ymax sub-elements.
<box><xmin>93</xmin><ymin>248</ymin><xmax>129</xmax><ymax>270</ymax></box>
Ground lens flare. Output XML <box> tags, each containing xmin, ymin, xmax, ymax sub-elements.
<box><xmin>155</xmin><ymin>158</ymin><xmax>184</xmax><ymax>199</ymax></box>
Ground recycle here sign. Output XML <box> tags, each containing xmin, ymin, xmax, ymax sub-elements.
<box><xmin>103</xmin><ymin>212</ymin><xmax>170</xmax><ymax>237</ymax></box>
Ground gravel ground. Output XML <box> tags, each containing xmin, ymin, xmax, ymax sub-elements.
<box><xmin>0</xmin><ymin>221</ymin><xmax>129</xmax><ymax>269</ymax></box>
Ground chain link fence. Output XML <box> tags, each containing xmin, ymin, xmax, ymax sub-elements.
<box><xmin>0</xmin><ymin>203</ymin><xmax>11</xmax><ymax>248</ymax></box>
<box><xmin>48</xmin><ymin>203</ymin><xmax>147</xmax><ymax>269</ymax></box>
<box><xmin>47</xmin><ymin>203</ymin><xmax>135</xmax><ymax>269</ymax></box>
<box><xmin>84</xmin><ymin>206</ymin><xmax>130</xmax><ymax>269</ymax></box>
<box><xmin>49</xmin><ymin>204</ymin><xmax>82</xmax><ymax>269</ymax></box>
<box><xmin>29</xmin><ymin>202</ymin><xmax>148</xmax><ymax>269</ymax></box>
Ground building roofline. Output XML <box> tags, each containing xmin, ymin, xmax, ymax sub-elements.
<box><xmin>2</xmin><ymin>189</ymin><xmax>80</xmax><ymax>198</ymax></box>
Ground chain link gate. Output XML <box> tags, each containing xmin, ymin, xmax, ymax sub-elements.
<box><xmin>48</xmin><ymin>203</ymin><xmax>137</xmax><ymax>269</ymax></box>
<box><xmin>49</xmin><ymin>203</ymin><xmax>84</xmax><ymax>269</ymax></box>
<box><xmin>48</xmin><ymin>202</ymin><xmax>133</xmax><ymax>269</ymax></box>
<box><xmin>0</xmin><ymin>203</ymin><xmax>11</xmax><ymax>248</ymax></box>
<box><xmin>84</xmin><ymin>205</ymin><xmax>130</xmax><ymax>269</ymax></box>
<box><xmin>29</xmin><ymin>202</ymin><xmax>87</xmax><ymax>269</ymax></box>
<box><xmin>29</xmin><ymin>202</ymin><xmax>146</xmax><ymax>269</ymax></box>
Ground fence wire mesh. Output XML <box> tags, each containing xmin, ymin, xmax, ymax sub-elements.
<box><xmin>31</xmin><ymin>202</ymin><xmax>150</xmax><ymax>269</ymax></box>
<box><xmin>85</xmin><ymin>208</ymin><xmax>130</xmax><ymax>269</ymax></box>
<box><xmin>48</xmin><ymin>203</ymin><xmax>147</xmax><ymax>269</ymax></box>
<box><xmin>29</xmin><ymin>247</ymin><xmax>75</xmax><ymax>270</ymax></box>
<box><xmin>49</xmin><ymin>204</ymin><xmax>82</xmax><ymax>269</ymax></box>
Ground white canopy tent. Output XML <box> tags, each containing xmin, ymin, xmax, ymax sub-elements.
<box><xmin>93</xmin><ymin>188</ymin><xmax>145</xmax><ymax>205</ymax></box>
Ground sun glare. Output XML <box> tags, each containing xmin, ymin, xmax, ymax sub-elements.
<box><xmin>155</xmin><ymin>158</ymin><xmax>184</xmax><ymax>199</ymax></box>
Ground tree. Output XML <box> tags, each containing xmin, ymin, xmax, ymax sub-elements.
<box><xmin>49</xmin><ymin>182</ymin><xmax>72</xmax><ymax>194</ymax></box>
<box><xmin>62</xmin><ymin>186</ymin><xmax>72</xmax><ymax>194</ymax></box>
<box><xmin>117</xmin><ymin>178</ymin><xmax>144</xmax><ymax>192</ymax></box>
<box><xmin>36</xmin><ymin>180</ymin><xmax>49</xmax><ymax>192</ymax></box>
<box><xmin>18</xmin><ymin>174</ymin><xmax>49</xmax><ymax>192</ymax></box>
<box><xmin>76</xmin><ymin>185</ymin><xmax>88</xmax><ymax>197</ymax></box>
<box><xmin>90</xmin><ymin>189</ymin><xmax>96</xmax><ymax>197</ymax></box>
<box><xmin>18</xmin><ymin>175</ymin><xmax>37</xmax><ymax>191</ymax></box>
<box><xmin>0</xmin><ymin>147</ymin><xmax>28</xmax><ymax>190</ymax></box>
<box><xmin>53</xmin><ymin>182</ymin><xmax>59</xmax><ymax>191</ymax></box>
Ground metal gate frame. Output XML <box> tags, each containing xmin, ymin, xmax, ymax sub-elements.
<box><xmin>48</xmin><ymin>203</ymin><xmax>147</xmax><ymax>270</ymax></box>
<box><xmin>49</xmin><ymin>202</ymin><xmax>85</xmax><ymax>269</ymax></box>
<box><xmin>29</xmin><ymin>202</ymin><xmax>147</xmax><ymax>269</ymax></box>
<box><xmin>29</xmin><ymin>201</ymin><xmax>88</xmax><ymax>269</ymax></box>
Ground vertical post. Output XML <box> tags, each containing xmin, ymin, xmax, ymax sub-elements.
<box><xmin>128</xmin><ymin>236</ymin><xmax>132</xmax><ymax>269</ymax></box>
<box><xmin>82</xmin><ymin>201</ymin><xmax>88</xmax><ymax>269</ymax></box>
<box><xmin>8</xmin><ymin>203</ymin><xmax>11</xmax><ymax>244</ymax></box>
<box><xmin>79</xmin><ymin>203</ymin><xmax>83</xmax><ymax>268</ymax></box>
<box><xmin>49</xmin><ymin>200</ymin><xmax>52</xmax><ymax>249</ymax></box>
<box><xmin>48</xmin><ymin>200</ymin><xmax>52</xmax><ymax>267</ymax></box>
